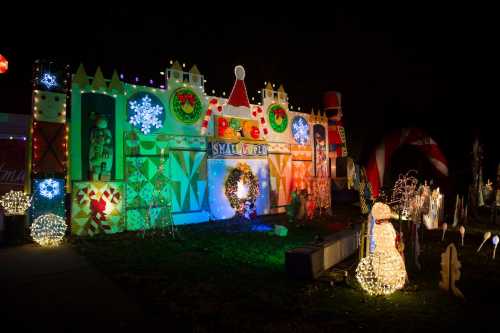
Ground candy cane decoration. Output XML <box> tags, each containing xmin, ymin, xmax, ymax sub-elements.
<box><xmin>459</xmin><ymin>225</ymin><xmax>465</xmax><ymax>246</ymax></box>
<box><xmin>493</xmin><ymin>235</ymin><xmax>499</xmax><ymax>259</ymax></box>
<box><xmin>201</xmin><ymin>98</ymin><xmax>223</xmax><ymax>135</ymax></box>
<box><xmin>252</xmin><ymin>106</ymin><xmax>268</xmax><ymax>136</ymax></box>
<box><xmin>477</xmin><ymin>231</ymin><xmax>491</xmax><ymax>252</ymax></box>
<box><xmin>441</xmin><ymin>222</ymin><xmax>447</xmax><ymax>241</ymax></box>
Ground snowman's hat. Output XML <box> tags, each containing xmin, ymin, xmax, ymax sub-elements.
<box><xmin>224</xmin><ymin>65</ymin><xmax>251</xmax><ymax>117</ymax></box>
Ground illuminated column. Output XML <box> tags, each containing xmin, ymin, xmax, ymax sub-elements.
<box><xmin>31</xmin><ymin>60</ymin><xmax>70</xmax><ymax>220</ymax></box>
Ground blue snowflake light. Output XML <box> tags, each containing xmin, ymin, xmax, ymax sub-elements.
<box><xmin>128</xmin><ymin>93</ymin><xmax>164</xmax><ymax>134</ymax></box>
<box><xmin>40</xmin><ymin>72</ymin><xmax>58</xmax><ymax>89</ymax></box>
<box><xmin>292</xmin><ymin>116</ymin><xmax>309</xmax><ymax>145</ymax></box>
<box><xmin>38</xmin><ymin>178</ymin><xmax>61</xmax><ymax>199</ymax></box>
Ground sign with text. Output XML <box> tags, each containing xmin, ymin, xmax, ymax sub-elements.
<box><xmin>0</xmin><ymin>139</ymin><xmax>26</xmax><ymax>194</ymax></box>
<box><xmin>209</xmin><ymin>141</ymin><xmax>268</xmax><ymax>158</ymax></box>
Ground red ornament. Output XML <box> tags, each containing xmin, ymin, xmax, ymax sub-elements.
<box><xmin>217</xmin><ymin>106</ymin><xmax>223</xmax><ymax>112</ymax></box>
<box><xmin>218</xmin><ymin>117</ymin><xmax>228</xmax><ymax>130</ymax></box>
<box><xmin>260</xmin><ymin>118</ymin><xmax>265</xmax><ymax>124</ymax></box>
<box><xmin>0</xmin><ymin>54</ymin><xmax>8</xmax><ymax>74</ymax></box>
<box><xmin>210</xmin><ymin>98</ymin><xmax>218</xmax><ymax>105</ymax></box>
<box><xmin>252</xmin><ymin>111</ymin><xmax>257</xmax><ymax>117</ymax></box>
<box><xmin>218</xmin><ymin>118</ymin><xmax>229</xmax><ymax>137</ymax></box>
<box><xmin>263</xmin><ymin>128</ymin><xmax>268</xmax><ymax>135</ymax></box>
<box><xmin>206</xmin><ymin>108</ymin><xmax>212</xmax><ymax>116</ymax></box>
<box><xmin>257</xmin><ymin>107</ymin><xmax>263</xmax><ymax>113</ymax></box>
<box><xmin>250</xmin><ymin>126</ymin><xmax>260</xmax><ymax>139</ymax></box>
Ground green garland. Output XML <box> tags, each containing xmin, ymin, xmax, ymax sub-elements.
<box><xmin>268</xmin><ymin>104</ymin><xmax>288</xmax><ymax>133</ymax></box>
<box><xmin>170</xmin><ymin>87</ymin><xmax>203</xmax><ymax>124</ymax></box>
<box><xmin>224</xmin><ymin>163</ymin><xmax>260</xmax><ymax>213</ymax></box>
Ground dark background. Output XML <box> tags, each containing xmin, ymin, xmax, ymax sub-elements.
<box><xmin>1</xmin><ymin>7</ymin><xmax>498</xmax><ymax>194</ymax></box>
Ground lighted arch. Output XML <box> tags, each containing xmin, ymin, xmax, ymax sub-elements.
<box><xmin>366</xmin><ymin>128</ymin><xmax>448</xmax><ymax>198</ymax></box>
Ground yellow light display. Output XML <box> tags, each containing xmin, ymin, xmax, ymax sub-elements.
<box><xmin>30</xmin><ymin>213</ymin><xmax>67</xmax><ymax>247</ymax></box>
<box><xmin>0</xmin><ymin>190</ymin><xmax>31</xmax><ymax>216</ymax></box>
<box><xmin>356</xmin><ymin>203</ymin><xmax>407</xmax><ymax>296</ymax></box>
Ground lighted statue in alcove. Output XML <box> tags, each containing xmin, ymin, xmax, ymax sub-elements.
<box><xmin>89</xmin><ymin>114</ymin><xmax>113</xmax><ymax>181</ymax></box>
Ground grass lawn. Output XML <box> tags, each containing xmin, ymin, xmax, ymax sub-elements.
<box><xmin>71</xmin><ymin>205</ymin><xmax>500</xmax><ymax>332</ymax></box>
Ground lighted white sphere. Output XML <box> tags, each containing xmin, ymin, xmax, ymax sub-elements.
<box><xmin>30</xmin><ymin>213</ymin><xmax>67</xmax><ymax>247</ymax></box>
<box><xmin>0</xmin><ymin>190</ymin><xmax>31</xmax><ymax>216</ymax></box>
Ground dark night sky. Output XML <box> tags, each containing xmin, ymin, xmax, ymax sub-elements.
<box><xmin>1</xmin><ymin>7</ymin><xmax>498</xmax><ymax>190</ymax></box>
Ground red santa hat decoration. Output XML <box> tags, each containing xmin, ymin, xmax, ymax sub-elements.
<box><xmin>224</xmin><ymin>65</ymin><xmax>251</xmax><ymax>118</ymax></box>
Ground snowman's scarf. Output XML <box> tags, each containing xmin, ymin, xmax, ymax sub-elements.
<box><xmin>369</xmin><ymin>214</ymin><xmax>376</xmax><ymax>253</ymax></box>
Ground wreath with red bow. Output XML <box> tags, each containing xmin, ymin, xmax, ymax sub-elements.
<box><xmin>225</xmin><ymin>163</ymin><xmax>260</xmax><ymax>215</ymax></box>
<box><xmin>170</xmin><ymin>87</ymin><xmax>203</xmax><ymax>124</ymax></box>
<box><xmin>268</xmin><ymin>104</ymin><xmax>288</xmax><ymax>133</ymax></box>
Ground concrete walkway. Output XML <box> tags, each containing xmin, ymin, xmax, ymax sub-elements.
<box><xmin>0</xmin><ymin>244</ymin><xmax>144</xmax><ymax>331</ymax></box>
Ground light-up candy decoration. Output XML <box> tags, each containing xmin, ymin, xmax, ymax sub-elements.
<box><xmin>477</xmin><ymin>231</ymin><xmax>491</xmax><ymax>252</ymax></box>
<box><xmin>30</xmin><ymin>213</ymin><xmax>67</xmax><ymax>247</ymax></box>
<box><xmin>40</xmin><ymin>72</ymin><xmax>58</xmax><ymax>89</ymax></box>
<box><xmin>459</xmin><ymin>226</ymin><xmax>465</xmax><ymax>246</ymax></box>
<box><xmin>493</xmin><ymin>235</ymin><xmax>499</xmax><ymax>259</ymax></box>
<box><xmin>128</xmin><ymin>94</ymin><xmax>164</xmax><ymax>134</ymax></box>
<box><xmin>252</xmin><ymin>106</ymin><xmax>268</xmax><ymax>136</ymax></box>
<box><xmin>200</xmin><ymin>98</ymin><xmax>219</xmax><ymax>135</ymax></box>
<box><xmin>241</xmin><ymin>119</ymin><xmax>260</xmax><ymax>140</ymax></box>
<box><xmin>38</xmin><ymin>178</ymin><xmax>61</xmax><ymax>199</ymax></box>
<box><xmin>0</xmin><ymin>190</ymin><xmax>31</xmax><ymax>216</ymax></box>
<box><xmin>0</xmin><ymin>54</ymin><xmax>8</xmax><ymax>74</ymax></box>
<box><xmin>441</xmin><ymin>222</ymin><xmax>447</xmax><ymax>241</ymax></box>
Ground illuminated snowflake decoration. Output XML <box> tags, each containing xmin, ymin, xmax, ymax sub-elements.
<box><xmin>38</xmin><ymin>178</ymin><xmax>61</xmax><ymax>199</ymax></box>
<box><xmin>40</xmin><ymin>72</ymin><xmax>58</xmax><ymax>89</ymax></box>
<box><xmin>292</xmin><ymin>116</ymin><xmax>309</xmax><ymax>145</ymax></box>
<box><xmin>128</xmin><ymin>94</ymin><xmax>164</xmax><ymax>134</ymax></box>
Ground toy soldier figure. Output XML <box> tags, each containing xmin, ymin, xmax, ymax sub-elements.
<box><xmin>89</xmin><ymin>114</ymin><xmax>113</xmax><ymax>181</ymax></box>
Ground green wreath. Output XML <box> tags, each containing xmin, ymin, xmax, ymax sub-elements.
<box><xmin>268</xmin><ymin>104</ymin><xmax>288</xmax><ymax>133</ymax></box>
<box><xmin>170</xmin><ymin>87</ymin><xmax>203</xmax><ymax>124</ymax></box>
<box><xmin>225</xmin><ymin>163</ymin><xmax>260</xmax><ymax>213</ymax></box>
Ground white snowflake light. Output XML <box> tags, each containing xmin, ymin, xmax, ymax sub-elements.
<box><xmin>128</xmin><ymin>94</ymin><xmax>164</xmax><ymax>134</ymax></box>
<box><xmin>38</xmin><ymin>178</ymin><xmax>61</xmax><ymax>199</ymax></box>
<box><xmin>40</xmin><ymin>72</ymin><xmax>57</xmax><ymax>89</ymax></box>
<box><xmin>30</xmin><ymin>213</ymin><xmax>67</xmax><ymax>247</ymax></box>
<box><xmin>292</xmin><ymin>116</ymin><xmax>309</xmax><ymax>145</ymax></box>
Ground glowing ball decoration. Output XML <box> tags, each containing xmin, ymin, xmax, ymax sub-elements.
<box><xmin>0</xmin><ymin>190</ymin><xmax>31</xmax><ymax>216</ymax></box>
<box><xmin>30</xmin><ymin>213</ymin><xmax>67</xmax><ymax>247</ymax></box>
<box><xmin>38</xmin><ymin>178</ymin><xmax>61</xmax><ymax>199</ymax></box>
<box><xmin>292</xmin><ymin>116</ymin><xmax>309</xmax><ymax>145</ymax></box>
<box><xmin>0</xmin><ymin>54</ymin><xmax>8</xmax><ymax>74</ymax></box>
